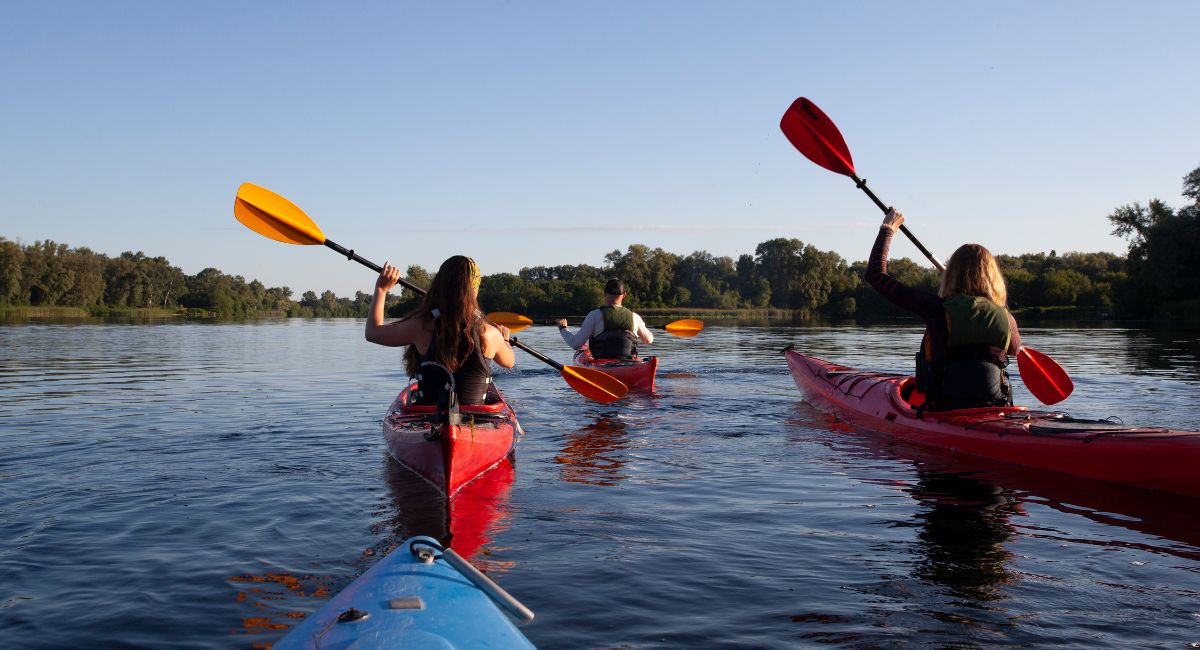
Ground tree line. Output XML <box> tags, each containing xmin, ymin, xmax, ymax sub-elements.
<box><xmin>3</xmin><ymin>164</ymin><xmax>1196</xmax><ymax>321</ymax></box>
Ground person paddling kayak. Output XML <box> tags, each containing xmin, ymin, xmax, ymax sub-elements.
<box><xmin>866</xmin><ymin>209</ymin><xmax>1022</xmax><ymax>410</ymax></box>
<box><xmin>556</xmin><ymin>278</ymin><xmax>654</xmax><ymax>360</ymax></box>
<box><xmin>366</xmin><ymin>255</ymin><xmax>515</xmax><ymax>405</ymax></box>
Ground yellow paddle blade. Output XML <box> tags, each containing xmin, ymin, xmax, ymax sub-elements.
<box><xmin>234</xmin><ymin>182</ymin><xmax>327</xmax><ymax>246</ymax></box>
<box><xmin>486</xmin><ymin>312</ymin><xmax>534</xmax><ymax>333</ymax></box>
<box><xmin>664</xmin><ymin>319</ymin><xmax>704</xmax><ymax>337</ymax></box>
<box><xmin>561</xmin><ymin>366</ymin><xmax>627</xmax><ymax>403</ymax></box>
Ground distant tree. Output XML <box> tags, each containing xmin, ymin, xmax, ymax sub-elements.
<box><xmin>753</xmin><ymin>238</ymin><xmax>851</xmax><ymax>312</ymax></box>
<box><xmin>1038</xmin><ymin>269</ymin><xmax>1091</xmax><ymax>306</ymax></box>
<box><xmin>21</xmin><ymin>241</ymin><xmax>74</xmax><ymax>305</ymax></box>
<box><xmin>61</xmin><ymin>247</ymin><xmax>106</xmax><ymax>307</ymax></box>
<box><xmin>673</xmin><ymin>251</ymin><xmax>737</xmax><ymax>308</ymax></box>
<box><xmin>480</xmin><ymin>272</ymin><xmax>530</xmax><ymax>312</ymax></box>
<box><xmin>0</xmin><ymin>237</ymin><xmax>23</xmax><ymax>304</ymax></box>
<box><xmin>753</xmin><ymin>238</ymin><xmax>805</xmax><ymax>309</ymax></box>
<box><xmin>403</xmin><ymin>264</ymin><xmax>431</xmax><ymax>300</ymax></box>
<box><xmin>1108</xmin><ymin>163</ymin><xmax>1200</xmax><ymax>316</ymax></box>
<box><xmin>604</xmin><ymin>245</ymin><xmax>679</xmax><ymax>307</ymax></box>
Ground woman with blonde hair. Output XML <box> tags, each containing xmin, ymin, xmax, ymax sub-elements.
<box><xmin>365</xmin><ymin>255</ymin><xmax>514</xmax><ymax>406</ymax></box>
<box><xmin>865</xmin><ymin>209</ymin><xmax>1022</xmax><ymax>410</ymax></box>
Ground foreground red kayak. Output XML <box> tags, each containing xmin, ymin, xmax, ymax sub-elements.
<box><xmin>784</xmin><ymin>347</ymin><xmax>1200</xmax><ymax>498</ymax></box>
<box><xmin>384</xmin><ymin>384</ymin><xmax>522</xmax><ymax>496</ymax></box>
<box><xmin>573</xmin><ymin>348</ymin><xmax>658</xmax><ymax>392</ymax></box>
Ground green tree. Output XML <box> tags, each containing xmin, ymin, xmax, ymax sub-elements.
<box><xmin>61</xmin><ymin>247</ymin><xmax>106</xmax><ymax>306</ymax></box>
<box><xmin>753</xmin><ymin>238</ymin><xmax>850</xmax><ymax>312</ymax></box>
<box><xmin>1038</xmin><ymin>269</ymin><xmax>1091</xmax><ymax>306</ymax></box>
<box><xmin>1108</xmin><ymin>164</ymin><xmax>1200</xmax><ymax>316</ymax></box>
<box><xmin>604</xmin><ymin>245</ymin><xmax>679</xmax><ymax>307</ymax></box>
<box><xmin>0</xmin><ymin>238</ymin><xmax>25</xmax><ymax>304</ymax></box>
<box><xmin>480</xmin><ymin>272</ymin><xmax>530</xmax><ymax>312</ymax></box>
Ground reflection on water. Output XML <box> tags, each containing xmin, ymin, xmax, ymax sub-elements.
<box><xmin>556</xmin><ymin>416</ymin><xmax>631</xmax><ymax>486</ymax></box>
<box><xmin>1123</xmin><ymin>328</ymin><xmax>1200</xmax><ymax>378</ymax></box>
<box><xmin>794</xmin><ymin>404</ymin><xmax>1200</xmax><ymax>560</ymax></box>
<box><xmin>902</xmin><ymin>471</ymin><xmax>1018</xmax><ymax>604</ymax></box>
<box><xmin>228</xmin><ymin>572</ymin><xmax>327</xmax><ymax>645</ymax></box>
<box><xmin>376</xmin><ymin>456</ymin><xmax>517</xmax><ymax>563</ymax></box>
<box><xmin>229</xmin><ymin>457</ymin><xmax>517</xmax><ymax>643</ymax></box>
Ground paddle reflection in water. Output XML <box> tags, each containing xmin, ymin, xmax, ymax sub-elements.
<box><xmin>554</xmin><ymin>417</ymin><xmax>638</xmax><ymax>489</ymax></box>
<box><xmin>378</xmin><ymin>455</ymin><xmax>517</xmax><ymax>565</ymax></box>
<box><xmin>556</xmin><ymin>416</ymin><xmax>631</xmax><ymax>487</ymax></box>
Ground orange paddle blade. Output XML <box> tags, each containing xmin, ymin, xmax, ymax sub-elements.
<box><xmin>234</xmin><ymin>182</ymin><xmax>327</xmax><ymax>246</ymax></box>
<box><xmin>1017</xmin><ymin>347</ymin><xmax>1074</xmax><ymax>405</ymax></box>
<box><xmin>486</xmin><ymin>312</ymin><xmax>534</xmax><ymax>333</ymax></box>
<box><xmin>664</xmin><ymin>319</ymin><xmax>704</xmax><ymax>337</ymax></box>
<box><xmin>561</xmin><ymin>366</ymin><xmax>627</xmax><ymax>403</ymax></box>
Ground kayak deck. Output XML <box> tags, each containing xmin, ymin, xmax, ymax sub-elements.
<box><xmin>784</xmin><ymin>347</ymin><xmax>1200</xmax><ymax>497</ymax></box>
<box><xmin>384</xmin><ymin>384</ymin><xmax>521</xmax><ymax>497</ymax></box>
<box><xmin>273</xmin><ymin>536</ymin><xmax>534</xmax><ymax>649</ymax></box>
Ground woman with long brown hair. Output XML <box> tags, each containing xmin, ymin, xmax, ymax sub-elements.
<box><xmin>865</xmin><ymin>208</ymin><xmax>1023</xmax><ymax>410</ymax></box>
<box><xmin>365</xmin><ymin>255</ymin><xmax>514</xmax><ymax>405</ymax></box>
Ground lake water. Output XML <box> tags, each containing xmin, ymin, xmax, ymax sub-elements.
<box><xmin>2</xmin><ymin>320</ymin><xmax>1199</xmax><ymax>648</ymax></box>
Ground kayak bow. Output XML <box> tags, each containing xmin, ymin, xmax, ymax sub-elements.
<box><xmin>273</xmin><ymin>536</ymin><xmax>534</xmax><ymax>649</ymax></box>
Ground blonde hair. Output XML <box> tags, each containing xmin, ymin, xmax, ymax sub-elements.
<box><xmin>938</xmin><ymin>243</ymin><xmax>1007</xmax><ymax>306</ymax></box>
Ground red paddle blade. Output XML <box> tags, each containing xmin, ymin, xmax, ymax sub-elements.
<box><xmin>779</xmin><ymin>97</ymin><xmax>856</xmax><ymax>177</ymax></box>
<box><xmin>1017</xmin><ymin>347</ymin><xmax>1074</xmax><ymax>405</ymax></box>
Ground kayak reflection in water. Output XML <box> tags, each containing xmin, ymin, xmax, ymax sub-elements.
<box><xmin>556</xmin><ymin>278</ymin><xmax>655</xmax><ymax>360</ymax></box>
<box><xmin>866</xmin><ymin>209</ymin><xmax>1024</xmax><ymax>411</ymax></box>
<box><xmin>365</xmin><ymin>255</ymin><xmax>515</xmax><ymax>405</ymax></box>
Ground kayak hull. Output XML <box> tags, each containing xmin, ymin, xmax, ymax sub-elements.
<box><xmin>273</xmin><ymin>536</ymin><xmax>534</xmax><ymax>649</ymax></box>
<box><xmin>384</xmin><ymin>384</ymin><xmax>520</xmax><ymax>497</ymax></box>
<box><xmin>784</xmin><ymin>348</ymin><xmax>1200</xmax><ymax>498</ymax></box>
<box><xmin>573</xmin><ymin>349</ymin><xmax>658</xmax><ymax>392</ymax></box>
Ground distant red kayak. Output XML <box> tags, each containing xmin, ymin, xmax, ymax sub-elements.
<box><xmin>383</xmin><ymin>384</ymin><xmax>521</xmax><ymax>497</ymax></box>
<box><xmin>783</xmin><ymin>347</ymin><xmax>1200</xmax><ymax>498</ymax></box>
<box><xmin>573</xmin><ymin>348</ymin><xmax>658</xmax><ymax>392</ymax></box>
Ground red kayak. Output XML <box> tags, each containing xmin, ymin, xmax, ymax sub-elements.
<box><xmin>573</xmin><ymin>348</ymin><xmax>658</xmax><ymax>392</ymax></box>
<box><xmin>783</xmin><ymin>347</ymin><xmax>1200</xmax><ymax>498</ymax></box>
<box><xmin>383</xmin><ymin>383</ymin><xmax>522</xmax><ymax>497</ymax></box>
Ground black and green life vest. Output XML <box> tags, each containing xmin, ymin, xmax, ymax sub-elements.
<box><xmin>413</xmin><ymin>318</ymin><xmax>493</xmax><ymax>407</ymax></box>
<box><xmin>917</xmin><ymin>294</ymin><xmax>1012</xmax><ymax>410</ymax></box>
<box><xmin>588</xmin><ymin>305</ymin><xmax>638</xmax><ymax>359</ymax></box>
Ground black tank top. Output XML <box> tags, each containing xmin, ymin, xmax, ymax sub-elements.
<box><xmin>413</xmin><ymin>320</ymin><xmax>493</xmax><ymax>406</ymax></box>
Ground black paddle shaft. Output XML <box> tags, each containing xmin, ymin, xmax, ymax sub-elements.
<box><xmin>323</xmin><ymin>239</ymin><xmax>426</xmax><ymax>295</ymax></box>
<box><xmin>849</xmin><ymin>174</ymin><xmax>945</xmax><ymax>272</ymax></box>
<box><xmin>324</xmin><ymin>238</ymin><xmax>562</xmax><ymax>369</ymax></box>
<box><xmin>508</xmin><ymin>337</ymin><xmax>565</xmax><ymax>371</ymax></box>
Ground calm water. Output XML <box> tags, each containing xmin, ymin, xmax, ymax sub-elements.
<box><xmin>2</xmin><ymin>320</ymin><xmax>1200</xmax><ymax>648</ymax></box>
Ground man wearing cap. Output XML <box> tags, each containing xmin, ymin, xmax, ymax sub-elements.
<box><xmin>556</xmin><ymin>278</ymin><xmax>654</xmax><ymax>360</ymax></box>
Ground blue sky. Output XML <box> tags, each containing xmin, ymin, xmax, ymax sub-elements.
<box><xmin>2</xmin><ymin>2</ymin><xmax>1197</xmax><ymax>298</ymax></box>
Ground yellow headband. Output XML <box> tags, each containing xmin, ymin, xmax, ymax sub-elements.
<box><xmin>466</xmin><ymin>256</ymin><xmax>481</xmax><ymax>291</ymax></box>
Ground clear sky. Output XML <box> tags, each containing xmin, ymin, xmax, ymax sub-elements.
<box><xmin>2</xmin><ymin>1</ymin><xmax>1197</xmax><ymax>298</ymax></box>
